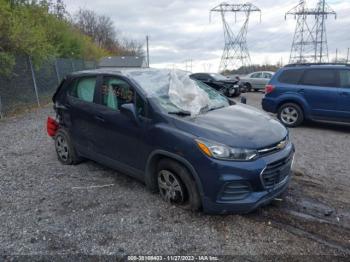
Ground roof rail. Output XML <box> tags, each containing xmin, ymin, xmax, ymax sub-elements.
<box><xmin>285</xmin><ymin>63</ymin><xmax>350</xmax><ymax>67</ymax></box>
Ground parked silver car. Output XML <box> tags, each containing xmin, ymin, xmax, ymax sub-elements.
<box><xmin>240</xmin><ymin>71</ymin><xmax>275</xmax><ymax>92</ymax></box>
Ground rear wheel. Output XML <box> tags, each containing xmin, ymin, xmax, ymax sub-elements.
<box><xmin>55</xmin><ymin>129</ymin><xmax>82</xmax><ymax>165</ymax></box>
<box><xmin>156</xmin><ymin>159</ymin><xmax>201</xmax><ymax>211</ymax></box>
<box><xmin>277</xmin><ymin>103</ymin><xmax>304</xmax><ymax>127</ymax></box>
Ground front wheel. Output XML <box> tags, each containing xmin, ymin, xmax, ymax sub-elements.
<box><xmin>244</xmin><ymin>83</ymin><xmax>252</xmax><ymax>92</ymax></box>
<box><xmin>230</xmin><ymin>88</ymin><xmax>241</xmax><ymax>97</ymax></box>
<box><xmin>156</xmin><ymin>159</ymin><xmax>201</xmax><ymax>211</ymax></box>
<box><xmin>277</xmin><ymin>103</ymin><xmax>304</xmax><ymax>127</ymax></box>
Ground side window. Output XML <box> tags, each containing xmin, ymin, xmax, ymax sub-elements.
<box><xmin>69</xmin><ymin>77</ymin><xmax>96</xmax><ymax>102</ymax></box>
<box><xmin>251</xmin><ymin>73</ymin><xmax>262</xmax><ymax>78</ymax></box>
<box><xmin>101</xmin><ymin>77</ymin><xmax>134</xmax><ymax>110</ymax></box>
<box><xmin>278</xmin><ymin>69</ymin><xmax>304</xmax><ymax>84</ymax></box>
<box><xmin>263</xmin><ymin>73</ymin><xmax>272</xmax><ymax>79</ymax></box>
<box><xmin>195</xmin><ymin>74</ymin><xmax>206</xmax><ymax>80</ymax></box>
<box><xmin>339</xmin><ymin>70</ymin><xmax>350</xmax><ymax>88</ymax></box>
<box><xmin>201</xmin><ymin>74</ymin><xmax>211</xmax><ymax>81</ymax></box>
<box><xmin>301</xmin><ymin>69</ymin><xmax>337</xmax><ymax>87</ymax></box>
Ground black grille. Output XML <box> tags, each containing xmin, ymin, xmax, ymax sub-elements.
<box><xmin>262</xmin><ymin>153</ymin><xmax>293</xmax><ymax>189</ymax></box>
<box><xmin>219</xmin><ymin>182</ymin><xmax>251</xmax><ymax>201</ymax></box>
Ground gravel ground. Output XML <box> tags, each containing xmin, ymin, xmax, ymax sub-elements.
<box><xmin>0</xmin><ymin>92</ymin><xmax>349</xmax><ymax>259</ymax></box>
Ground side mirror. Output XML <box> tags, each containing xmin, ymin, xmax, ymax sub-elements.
<box><xmin>240</xmin><ymin>96</ymin><xmax>247</xmax><ymax>104</ymax></box>
<box><xmin>120</xmin><ymin>103</ymin><xmax>139</xmax><ymax>124</ymax></box>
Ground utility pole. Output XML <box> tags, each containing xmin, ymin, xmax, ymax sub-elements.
<box><xmin>335</xmin><ymin>48</ymin><xmax>338</xmax><ymax>63</ymax></box>
<box><xmin>210</xmin><ymin>2</ymin><xmax>261</xmax><ymax>72</ymax></box>
<box><xmin>347</xmin><ymin>48</ymin><xmax>349</xmax><ymax>63</ymax></box>
<box><xmin>146</xmin><ymin>35</ymin><xmax>150</xmax><ymax>67</ymax></box>
<box><xmin>286</xmin><ymin>0</ymin><xmax>336</xmax><ymax>63</ymax></box>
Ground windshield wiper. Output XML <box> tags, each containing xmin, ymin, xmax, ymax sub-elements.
<box><xmin>208</xmin><ymin>105</ymin><xmax>226</xmax><ymax>112</ymax></box>
<box><xmin>168</xmin><ymin>110</ymin><xmax>191</xmax><ymax>116</ymax></box>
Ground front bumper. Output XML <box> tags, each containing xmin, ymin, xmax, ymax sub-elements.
<box><xmin>194</xmin><ymin>142</ymin><xmax>294</xmax><ymax>214</ymax></box>
<box><xmin>202</xmin><ymin>176</ymin><xmax>290</xmax><ymax>214</ymax></box>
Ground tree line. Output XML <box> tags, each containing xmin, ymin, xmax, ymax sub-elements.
<box><xmin>0</xmin><ymin>0</ymin><xmax>144</xmax><ymax>76</ymax></box>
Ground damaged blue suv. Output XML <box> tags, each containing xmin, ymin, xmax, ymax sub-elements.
<box><xmin>50</xmin><ymin>68</ymin><xmax>294</xmax><ymax>214</ymax></box>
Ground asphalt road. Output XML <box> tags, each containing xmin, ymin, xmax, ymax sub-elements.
<box><xmin>0</xmin><ymin>92</ymin><xmax>349</xmax><ymax>259</ymax></box>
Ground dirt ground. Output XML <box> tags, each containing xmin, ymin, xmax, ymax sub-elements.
<box><xmin>0</xmin><ymin>92</ymin><xmax>349</xmax><ymax>259</ymax></box>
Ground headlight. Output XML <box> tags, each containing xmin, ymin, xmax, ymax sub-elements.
<box><xmin>195</xmin><ymin>139</ymin><xmax>258</xmax><ymax>161</ymax></box>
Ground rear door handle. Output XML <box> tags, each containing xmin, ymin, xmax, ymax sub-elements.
<box><xmin>298</xmin><ymin>89</ymin><xmax>305</xmax><ymax>94</ymax></box>
<box><xmin>340</xmin><ymin>91</ymin><xmax>349</xmax><ymax>96</ymax></box>
<box><xmin>94</xmin><ymin>115</ymin><xmax>105</xmax><ymax>122</ymax></box>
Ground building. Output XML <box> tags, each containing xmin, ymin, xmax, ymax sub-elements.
<box><xmin>98</xmin><ymin>56</ymin><xmax>147</xmax><ymax>69</ymax></box>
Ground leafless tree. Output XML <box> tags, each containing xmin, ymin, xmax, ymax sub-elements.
<box><xmin>74</xmin><ymin>8</ymin><xmax>144</xmax><ymax>57</ymax></box>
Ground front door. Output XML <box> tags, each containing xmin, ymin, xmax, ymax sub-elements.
<box><xmin>94</xmin><ymin>75</ymin><xmax>150</xmax><ymax>171</ymax></box>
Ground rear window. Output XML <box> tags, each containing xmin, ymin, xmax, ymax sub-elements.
<box><xmin>301</xmin><ymin>69</ymin><xmax>337</xmax><ymax>87</ymax></box>
<box><xmin>69</xmin><ymin>77</ymin><xmax>97</xmax><ymax>102</ymax></box>
<box><xmin>278</xmin><ymin>69</ymin><xmax>304</xmax><ymax>84</ymax></box>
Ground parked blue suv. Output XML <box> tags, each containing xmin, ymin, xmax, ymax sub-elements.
<box><xmin>262</xmin><ymin>63</ymin><xmax>350</xmax><ymax>127</ymax></box>
<box><xmin>50</xmin><ymin>68</ymin><xmax>294</xmax><ymax>214</ymax></box>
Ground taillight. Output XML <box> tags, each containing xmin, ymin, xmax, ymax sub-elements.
<box><xmin>265</xmin><ymin>84</ymin><xmax>275</xmax><ymax>94</ymax></box>
<box><xmin>47</xmin><ymin>116</ymin><xmax>58</xmax><ymax>137</ymax></box>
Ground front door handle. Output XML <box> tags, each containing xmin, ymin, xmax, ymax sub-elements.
<box><xmin>298</xmin><ymin>89</ymin><xmax>305</xmax><ymax>94</ymax></box>
<box><xmin>94</xmin><ymin>115</ymin><xmax>105</xmax><ymax>122</ymax></box>
<box><xmin>340</xmin><ymin>91</ymin><xmax>349</xmax><ymax>96</ymax></box>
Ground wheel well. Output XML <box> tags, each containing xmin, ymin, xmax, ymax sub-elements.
<box><xmin>244</xmin><ymin>82</ymin><xmax>251</xmax><ymax>87</ymax></box>
<box><xmin>145</xmin><ymin>153</ymin><xmax>198</xmax><ymax>193</ymax></box>
<box><xmin>277</xmin><ymin>100</ymin><xmax>304</xmax><ymax>114</ymax></box>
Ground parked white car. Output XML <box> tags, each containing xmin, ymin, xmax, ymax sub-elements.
<box><xmin>240</xmin><ymin>71</ymin><xmax>275</xmax><ymax>92</ymax></box>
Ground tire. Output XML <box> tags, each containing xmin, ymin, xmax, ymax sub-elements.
<box><xmin>54</xmin><ymin>129</ymin><xmax>82</xmax><ymax>165</ymax></box>
<box><xmin>231</xmin><ymin>88</ymin><xmax>241</xmax><ymax>97</ymax></box>
<box><xmin>277</xmin><ymin>103</ymin><xmax>304</xmax><ymax>127</ymax></box>
<box><xmin>156</xmin><ymin>159</ymin><xmax>201</xmax><ymax>211</ymax></box>
<box><xmin>254</xmin><ymin>89</ymin><xmax>259</xmax><ymax>92</ymax></box>
<box><xmin>244</xmin><ymin>83</ymin><xmax>252</xmax><ymax>92</ymax></box>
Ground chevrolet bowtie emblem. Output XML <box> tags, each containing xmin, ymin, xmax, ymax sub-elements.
<box><xmin>277</xmin><ymin>140</ymin><xmax>287</xmax><ymax>149</ymax></box>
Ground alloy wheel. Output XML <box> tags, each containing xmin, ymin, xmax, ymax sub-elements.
<box><xmin>281</xmin><ymin>106</ymin><xmax>299</xmax><ymax>125</ymax></box>
<box><xmin>55</xmin><ymin>135</ymin><xmax>69</xmax><ymax>161</ymax></box>
<box><xmin>158</xmin><ymin>170</ymin><xmax>185</xmax><ymax>204</ymax></box>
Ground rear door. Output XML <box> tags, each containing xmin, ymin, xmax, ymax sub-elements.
<box><xmin>66</xmin><ymin>75</ymin><xmax>101</xmax><ymax>154</ymax></box>
<box><xmin>337</xmin><ymin>69</ymin><xmax>350</xmax><ymax>121</ymax></box>
<box><xmin>250</xmin><ymin>72</ymin><xmax>265</xmax><ymax>89</ymax></box>
<box><xmin>298</xmin><ymin>69</ymin><xmax>340</xmax><ymax>120</ymax></box>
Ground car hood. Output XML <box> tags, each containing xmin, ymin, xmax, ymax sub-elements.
<box><xmin>173</xmin><ymin>104</ymin><xmax>287</xmax><ymax>149</ymax></box>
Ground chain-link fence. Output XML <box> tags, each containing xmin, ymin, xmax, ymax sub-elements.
<box><xmin>0</xmin><ymin>56</ymin><xmax>97</xmax><ymax>118</ymax></box>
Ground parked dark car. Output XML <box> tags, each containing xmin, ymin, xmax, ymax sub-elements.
<box><xmin>190</xmin><ymin>73</ymin><xmax>241</xmax><ymax>97</ymax></box>
<box><xmin>49</xmin><ymin>68</ymin><xmax>294</xmax><ymax>214</ymax></box>
<box><xmin>262</xmin><ymin>63</ymin><xmax>350</xmax><ymax>127</ymax></box>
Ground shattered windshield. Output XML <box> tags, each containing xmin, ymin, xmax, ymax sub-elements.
<box><xmin>124</xmin><ymin>69</ymin><xmax>230</xmax><ymax>116</ymax></box>
<box><xmin>209</xmin><ymin>73</ymin><xmax>228</xmax><ymax>81</ymax></box>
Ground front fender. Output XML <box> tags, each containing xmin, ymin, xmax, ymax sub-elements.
<box><xmin>145</xmin><ymin>150</ymin><xmax>205</xmax><ymax>199</ymax></box>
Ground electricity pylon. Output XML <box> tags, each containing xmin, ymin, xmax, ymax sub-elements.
<box><xmin>210</xmin><ymin>2</ymin><xmax>261</xmax><ymax>72</ymax></box>
<box><xmin>286</xmin><ymin>0</ymin><xmax>336</xmax><ymax>63</ymax></box>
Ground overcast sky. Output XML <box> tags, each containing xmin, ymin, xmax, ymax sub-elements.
<box><xmin>66</xmin><ymin>0</ymin><xmax>350</xmax><ymax>72</ymax></box>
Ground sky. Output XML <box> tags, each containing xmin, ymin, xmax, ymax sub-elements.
<box><xmin>65</xmin><ymin>0</ymin><xmax>350</xmax><ymax>72</ymax></box>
